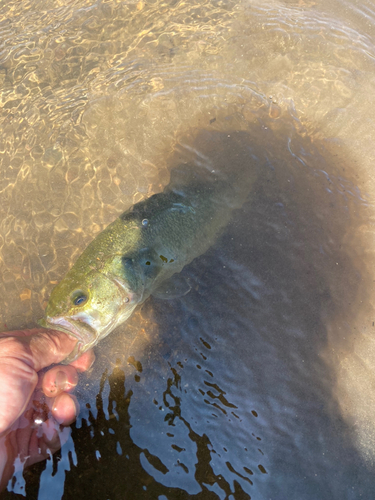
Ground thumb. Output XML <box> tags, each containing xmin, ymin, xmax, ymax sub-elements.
<box><xmin>0</xmin><ymin>328</ymin><xmax>78</xmax><ymax>372</ymax></box>
<box><xmin>26</xmin><ymin>328</ymin><xmax>78</xmax><ymax>371</ymax></box>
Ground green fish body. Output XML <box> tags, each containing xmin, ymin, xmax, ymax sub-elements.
<box><xmin>40</xmin><ymin>135</ymin><xmax>256</xmax><ymax>362</ymax></box>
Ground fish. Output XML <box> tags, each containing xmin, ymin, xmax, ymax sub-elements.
<box><xmin>39</xmin><ymin>131</ymin><xmax>257</xmax><ymax>363</ymax></box>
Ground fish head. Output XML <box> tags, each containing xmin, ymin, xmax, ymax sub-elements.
<box><xmin>39</xmin><ymin>256</ymin><xmax>144</xmax><ymax>362</ymax></box>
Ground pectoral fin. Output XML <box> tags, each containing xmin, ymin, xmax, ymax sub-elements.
<box><xmin>152</xmin><ymin>274</ymin><xmax>192</xmax><ymax>300</ymax></box>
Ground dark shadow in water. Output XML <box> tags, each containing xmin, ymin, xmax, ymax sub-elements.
<box><xmin>2</xmin><ymin>116</ymin><xmax>373</xmax><ymax>499</ymax></box>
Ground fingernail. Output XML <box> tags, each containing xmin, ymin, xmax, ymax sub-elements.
<box><xmin>55</xmin><ymin>371</ymin><xmax>68</xmax><ymax>391</ymax></box>
<box><xmin>52</xmin><ymin>393</ymin><xmax>78</xmax><ymax>425</ymax></box>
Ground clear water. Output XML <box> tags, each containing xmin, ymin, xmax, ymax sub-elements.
<box><xmin>1</xmin><ymin>0</ymin><xmax>375</xmax><ymax>498</ymax></box>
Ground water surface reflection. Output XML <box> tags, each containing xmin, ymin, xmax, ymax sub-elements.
<box><xmin>1</xmin><ymin>0</ymin><xmax>375</xmax><ymax>498</ymax></box>
<box><xmin>10</xmin><ymin>125</ymin><xmax>371</xmax><ymax>499</ymax></box>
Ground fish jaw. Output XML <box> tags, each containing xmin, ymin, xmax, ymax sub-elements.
<box><xmin>39</xmin><ymin>298</ymin><xmax>140</xmax><ymax>363</ymax></box>
<box><xmin>39</xmin><ymin>315</ymin><xmax>100</xmax><ymax>363</ymax></box>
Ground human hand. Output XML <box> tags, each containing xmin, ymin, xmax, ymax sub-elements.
<box><xmin>0</xmin><ymin>328</ymin><xmax>94</xmax><ymax>491</ymax></box>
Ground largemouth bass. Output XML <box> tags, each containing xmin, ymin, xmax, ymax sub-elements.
<box><xmin>40</xmin><ymin>131</ymin><xmax>257</xmax><ymax>362</ymax></box>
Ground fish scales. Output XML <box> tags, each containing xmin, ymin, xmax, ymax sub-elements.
<box><xmin>40</xmin><ymin>132</ymin><xmax>257</xmax><ymax>362</ymax></box>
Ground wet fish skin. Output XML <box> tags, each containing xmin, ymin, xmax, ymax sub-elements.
<box><xmin>40</xmin><ymin>136</ymin><xmax>256</xmax><ymax>363</ymax></box>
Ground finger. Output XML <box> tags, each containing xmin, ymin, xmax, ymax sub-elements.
<box><xmin>51</xmin><ymin>393</ymin><xmax>79</xmax><ymax>426</ymax></box>
<box><xmin>0</xmin><ymin>358</ymin><xmax>38</xmax><ymax>435</ymax></box>
<box><xmin>28</xmin><ymin>329</ymin><xmax>78</xmax><ymax>371</ymax></box>
<box><xmin>69</xmin><ymin>348</ymin><xmax>95</xmax><ymax>373</ymax></box>
<box><xmin>0</xmin><ymin>432</ymin><xmax>17</xmax><ymax>492</ymax></box>
<box><xmin>42</xmin><ymin>366</ymin><xmax>78</xmax><ymax>397</ymax></box>
<box><xmin>41</xmin><ymin>423</ymin><xmax>70</xmax><ymax>454</ymax></box>
<box><xmin>0</xmin><ymin>328</ymin><xmax>78</xmax><ymax>372</ymax></box>
<box><xmin>26</xmin><ymin>423</ymin><xmax>71</xmax><ymax>468</ymax></box>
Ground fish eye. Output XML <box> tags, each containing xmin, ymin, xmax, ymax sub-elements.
<box><xmin>72</xmin><ymin>290</ymin><xmax>88</xmax><ymax>306</ymax></box>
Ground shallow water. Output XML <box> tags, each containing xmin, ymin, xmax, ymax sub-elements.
<box><xmin>1</xmin><ymin>0</ymin><xmax>375</xmax><ymax>498</ymax></box>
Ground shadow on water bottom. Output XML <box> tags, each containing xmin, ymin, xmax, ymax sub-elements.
<box><xmin>4</xmin><ymin>121</ymin><xmax>374</xmax><ymax>500</ymax></box>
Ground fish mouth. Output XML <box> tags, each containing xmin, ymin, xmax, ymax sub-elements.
<box><xmin>39</xmin><ymin>316</ymin><xmax>98</xmax><ymax>346</ymax></box>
